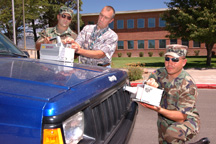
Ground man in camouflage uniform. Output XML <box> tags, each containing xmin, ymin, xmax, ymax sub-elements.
<box><xmin>35</xmin><ymin>6</ymin><xmax>77</xmax><ymax>58</ymax></box>
<box><xmin>140</xmin><ymin>44</ymin><xmax>200</xmax><ymax>144</ymax></box>
<box><xmin>71</xmin><ymin>6</ymin><xmax>118</xmax><ymax>67</ymax></box>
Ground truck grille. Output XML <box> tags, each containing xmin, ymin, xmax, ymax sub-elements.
<box><xmin>82</xmin><ymin>87</ymin><xmax>131</xmax><ymax>143</ymax></box>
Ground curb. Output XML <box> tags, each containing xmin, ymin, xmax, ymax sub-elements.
<box><xmin>196</xmin><ymin>84</ymin><xmax>216</xmax><ymax>89</ymax></box>
<box><xmin>131</xmin><ymin>83</ymin><xmax>216</xmax><ymax>89</ymax></box>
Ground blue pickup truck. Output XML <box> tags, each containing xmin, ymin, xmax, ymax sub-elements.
<box><xmin>0</xmin><ymin>32</ymin><xmax>138</xmax><ymax>144</ymax></box>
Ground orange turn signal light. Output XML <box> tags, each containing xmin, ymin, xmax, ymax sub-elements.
<box><xmin>43</xmin><ymin>128</ymin><xmax>64</xmax><ymax>144</ymax></box>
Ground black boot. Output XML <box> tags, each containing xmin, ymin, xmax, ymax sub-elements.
<box><xmin>189</xmin><ymin>137</ymin><xmax>210</xmax><ymax>144</ymax></box>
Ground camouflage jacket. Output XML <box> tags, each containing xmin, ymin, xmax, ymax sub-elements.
<box><xmin>37</xmin><ymin>26</ymin><xmax>77</xmax><ymax>44</ymax></box>
<box><xmin>75</xmin><ymin>25</ymin><xmax>118</xmax><ymax>66</ymax></box>
<box><xmin>149</xmin><ymin>68</ymin><xmax>200</xmax><ymax>130</ymax></box>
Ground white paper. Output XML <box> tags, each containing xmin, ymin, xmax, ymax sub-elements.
<box><xmin>59</xmin><ymin>44</ymin><xmax>75</xmax><ymax>62</ymax></box>
<box><xmin>123</xmin><ymin>85</ymin><xmax>138</xmax><ymax>94</ymax></box>
<box><xmin>40</xmin><ymin>37</ymin><xmax>74</xmax><ymax>63</ymax></box>
<box><xmin>135</xmin><ymin>84</ymin><xmax>163</xmax><ymax>107</ymax></box>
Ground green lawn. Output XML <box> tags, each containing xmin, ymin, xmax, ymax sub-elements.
<box><xmin>111</xmin><ymin>56</ymin><xmax>216</xmax><ymax>69</ymax></box>
<box><xmin>74</xmin><ymin>56</ymin><xmax>216</xmax><ymax>69</ymax></box>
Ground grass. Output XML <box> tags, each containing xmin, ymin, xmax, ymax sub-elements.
<box><xmin>111</xmin><ymin>56</ymin><xmax>216</xmax><ymax>69</ymax></box>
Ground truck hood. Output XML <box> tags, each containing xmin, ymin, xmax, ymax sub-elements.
<box><xmin>0</xmin><ymin>58</ymin><xmax>127</xmax><ymax>118</ymax></box>
<box><xmin>0</xmin><ymin>58</ymin><xmax>112</xmax><ymax>101</ymax></box>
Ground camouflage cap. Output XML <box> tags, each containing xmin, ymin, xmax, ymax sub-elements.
<box><xmin>165</xmin><ymin>44</ymin><xmax>188</xmax><ymax>58</ymax></box>
<box><xmin>59</xmin><ymin>6</ymin><xmax>73</xmax><ymax>17</ymax></box>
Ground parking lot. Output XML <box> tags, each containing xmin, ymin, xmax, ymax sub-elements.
<box><xmin>128</xmin><ymin>89</ymin><xmax>216</xmax><ymax>144</ymax></box>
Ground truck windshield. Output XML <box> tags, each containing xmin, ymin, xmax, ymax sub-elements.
<box><xmin>0</xmin><ymin>32</ymin><xmax>27</xmax><ymax>57</ymax></box>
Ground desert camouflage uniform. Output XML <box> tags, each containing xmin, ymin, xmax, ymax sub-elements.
<box><xmin>149</xmin><ymin>67</ymin><xmax>200</xmax><ymax>144</ymax></box>
<box><xmin>75</xmin><ymin>24</ymin><xmax>118</xmax><ymax>66</ymax></box>
<box><xmin>37</xmin><ymin>26</ymin><xmax>77</xmax><ymax>44</ymax></box>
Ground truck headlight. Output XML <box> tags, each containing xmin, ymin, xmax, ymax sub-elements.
<box><xmin>63</xmin><ymin>111</ymin><xmax>84</xmax><ymax>144</ymax></box>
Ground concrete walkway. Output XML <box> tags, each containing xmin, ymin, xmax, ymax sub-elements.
<box><xmin>131</xmin><ymin>68</ymin><xmax>216</xmax><ymax>89</ymax></box>
<box><xmin>186</xmin><ymin>68</ymin><xmax>216</xmax><ymax>89</ymax></box>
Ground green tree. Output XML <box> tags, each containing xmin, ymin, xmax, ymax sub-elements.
<box><xmin>0</xmin><ymin>0</ymin><xmax>83</xmax><ymax>44</ymax></box>
<box><xmin>162</xmin><ymin>0</ymin><xmax>216</xmax><ymax>66</ymax></box>
<box><xmin>0</xmin><ymin>0</ymin><xmax>24</xmax><ymax>42</ymax></box>
<box><xmin>0</xmin><ymin>0</ymin><xmax>50</xmax><ymax>43</ymax></box>
<box><xmin>32</xmin><ymin>0</ymin><xmax>83</xmax><ymax>41</ymax></box>
<box><xmin>25</xmin><ymin>0</ymin><xmax>50</xmax><ymax>42</ymax></box>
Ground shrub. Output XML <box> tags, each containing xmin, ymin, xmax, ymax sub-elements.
<box><xmin>127</xmin><ymin>66</ymin><xmax>143</xmax><ymax>81</ymax></box>
<box><xmin>159</xmin><ymin>51</ymin><xmax>164</xmax><ymax>57</ymax></box>
<box><xmin>139</xmin><ymin>52</ymin><xmax>144</xmax><ymax>57</ymax></box>
<box><xmin>148</xmin><ymin>52</ymin><xmax>153</xmax><ymax>57</ymax></box>
<box><xmin>194</xmin><ymin>50</ymin><xmax>200</xmax><ymax>56</ymax></box>
<box><xmin>126</xmin><ymin>62</ymin><xmax>145</xmax><ymax>67</ymax></box>
<box><xmin>118</xmin><ymin>53</ymin><xmax>122</xmax><ymax>57</ymax></box>
<box><xmin>127</xmin><ymin>52</ymin><xmax>132</xmax><ymax>57</ymax></box>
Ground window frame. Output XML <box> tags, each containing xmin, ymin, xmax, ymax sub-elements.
<box><xmin>127</xmin><ymin>40</ymin><xmax>134</xmax><ymax>49</ymax></box>
<box><xmin>148</xmin><ymin>40</ymin><xmax>155</xmax><ymax>49</ymax></box>
<box><xmin>137</xmin><ymin>18</ymin><xmax>145</xmax><ymax>28</ymax></box>
<box><xmin>159</xmin><ymin>39</ymin><xmax>166</xmax><ymax>48</ymax></box>
<box><xmin>127</xmin><ymin>19</ymin><xmax>134</xmax><ymax>29</ymax></box>
<box><xmin>138</xmin><ymin>40</ymin><xmax>144</xmax><ymax>49</ymax></box>
<box><xmin>109</xmin><ymin>21</ymin><xmax>114</xmax><ymax>29</ymax></box>
<box><xmin>159</xmin><ymin>18</ymin><xmax>166</xmax><ymax>27</ymax></box>
<box><xmin>148</xmin><ymin>18</ymin><xmax>155</xmax><ymax>28</ymax></box>
<box><xmin>117</xmin><ymin>20</ymin><xmax>124</xmax><ymax>29</ymax></box>
<box><xmin>117</xmin><ymin>41</ymin><xmax>124</xmax><ymax>50</ymax></box>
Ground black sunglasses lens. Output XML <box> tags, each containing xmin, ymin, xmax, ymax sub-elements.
<box><xmin>67</xmin><ymin>17</ymin><xmax>71</xmax><ymax>20</ymax></box>
<box><xmin>61</xmin><ymin>14</ymin><xmax>71</xmax><ymax>20</ymax></box>
<box><xmin>61</xmin><ymin>14</ymin><xmax>66</xmax><ymax>18</ymax></box>
<box><xmin>172</xmin><ymin>58</ymin><xmax>179</xmax><ymax>62</ymax></box>
<box><xmin>165</xmin><ymin>57</ymin><xmax>179</xmax><ymax>62</ymax></box>
<box><xmin>165</xmin><ymin>57</ymin><xmax>170</xmax><ymax>61</ymax></box>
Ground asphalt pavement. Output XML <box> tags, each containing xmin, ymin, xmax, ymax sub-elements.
<box><xmin>128</xmin><ymin>89</ymin><xmax>216</xmax><ymax>144</ymax></box>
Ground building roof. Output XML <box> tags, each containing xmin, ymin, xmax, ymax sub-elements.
<box><xmin>81</xmin><ymin>8</ymin><xmax>168</xmax><ymax>16</ymax></box>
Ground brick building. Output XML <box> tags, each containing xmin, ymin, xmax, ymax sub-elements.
<box><xmin>81</xmin><ymin>8</ymin><xmax>216</xmax><ymax>57</ymax></box>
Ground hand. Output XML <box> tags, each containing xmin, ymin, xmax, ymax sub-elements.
<box><xmin>146</xmin><ymin>78</ymin><xmax>159</xmax><ymax>88</ymax></box>
<box><xmin>62</xmin><ymin>37</ymin><xmax>74</xmax><ymax>45</ymax></box>
<box><xmin>43</xmin><ymin>37</ymin><xmax>52</xmax><ymax>44</ymax></box>
<box><xmin>71</xmin><ymin>42</ymin><xmax>81</xmax><ymax>53</ymax></box>
<box><xmin>139</xmin><ymin>102</ymin><xmax>160</xmax><ymax>112</ymax></box>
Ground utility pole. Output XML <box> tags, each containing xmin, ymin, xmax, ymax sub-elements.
<box><xmin>77</xmin><ymin>0</ymin><xmax>80</xmax><ymax>34</ymax></box>
<box><xmin>77</xmin><ymin>0</ymin><xmax>80</xmax><ymax>63</ymax></box>
<box><xmin>23</xmin><ymin>0</ymin><xmax>26</xmax><ymax>50</ymax></box>
<box><xmin>12</xmin><ymin>0</ymin><xmax>16</xmax><ymax>45</ymax></box>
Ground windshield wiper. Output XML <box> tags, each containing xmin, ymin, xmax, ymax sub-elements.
<box><xmin>0</xmin><ymin>50</ymin><xmax>9</xmax><ymax>53</ymax></box>
<box><xmin>0</xmin><ymin>50</ymin><xmax>27</xmax><ymax>57</ymax></box>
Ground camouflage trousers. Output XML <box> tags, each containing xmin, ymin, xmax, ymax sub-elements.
<box><xmin>157</xmin><ymin>116</ymin><xmax>199</xmax><ymax>144</ymax></box>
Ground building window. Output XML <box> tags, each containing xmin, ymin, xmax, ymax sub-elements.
<box><xmin>88</xmin><ymin>21</ymin><xmax>94</xmax><ymax>24</ymax></box>
<box><xmin>148</xmin><ymin>40</ymin><xmax>155</xmax><ymax>48</ymax></box>
<box><xmin>109</xmin><ymin>21</ymin><xmax>114</xmax><ymax>29</ymax></box>
<box><xmin>159</xmin><ymin>18</ymin><xmax>166</xmax><ymax>27</ymax></box>
<box><xmin>127</xmin><ymin>19</ymin><xmax>134</xmax><ymax>29</ymax></box>
<box><xmin>159</xmin><ymin>39</ymin><xmax>166</xmax><ymax>48</ymax></box>
<box><xmin>148</xmin><ymin>18</ymin><xmax>155</xmax><ymax>28</ymax></box>
<box><xmin>117</xmin><ymin>20</ymin><xmax>124</xmax><ymax>29</ymax></box>
<box><xmin>182</xmin><ymin>39</ymin><xmax>189</xmax><ymax>47</ymax></box>
<box><xmin>137</xmin><ymin>19</ymin><xmax>145</xmax><ymax>28</ymax></box>
<box><xmin>193</xmin><ymin>41</ymin><xmax>200</xmax><ymax>47</ymax></box>
<box><xmin>118</xmin><ymin>41</ymin><xmax>124</xmax><ymax>50</ymax></box>
<box><xmin>170</xmin><ymin>39</ymin><xmax>177</xmax><ymax>44</ymax></box>
<box><xmin>128</xmin><ymin>41</ymin><xmax>134</xmax><ymax>49</ymax></box>
<box><xmin>138</xmin><ymin>40</ymin><xmax>144</xmax><ymax>49</ymax></box>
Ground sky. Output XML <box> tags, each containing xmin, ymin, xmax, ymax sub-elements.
<box><xmin>80</xmin><ymin>0</ymin><xmax>171</xmax><ymax>14</ymax></box>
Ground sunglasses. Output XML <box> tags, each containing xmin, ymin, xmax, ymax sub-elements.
<box><xmin>61</xmin><ymin>14</ymin><xmax>72</xmax><ymax>20</ymax></box>
<box><xmin>165</xmin><ymin>57</ymin><xmax>180</xmax><ymax>62</ymax></box>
